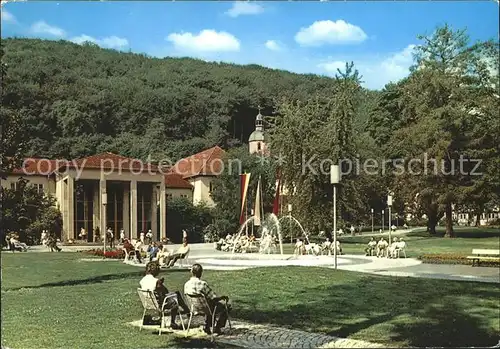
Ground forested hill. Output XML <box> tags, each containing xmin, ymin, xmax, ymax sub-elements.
<box><xmin>2</xmin><ymin>38</ymin><xmax>378</xmax><ymax>161</ymax></box>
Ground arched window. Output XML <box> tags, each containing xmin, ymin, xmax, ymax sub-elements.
<box><xmin>257</xmin><ymin>142</ymin><xmax>261</xmax><ymax>151</ymax></box>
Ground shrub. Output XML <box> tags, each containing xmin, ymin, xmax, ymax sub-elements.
<box><xmin>418</xmin><ymin>253</ymin><xmax>500</xmax><ymax>267</ymax></box>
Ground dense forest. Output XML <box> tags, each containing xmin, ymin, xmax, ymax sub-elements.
<box><xmin>1</xmin><ymin>38</ymin><xmax>378</xmax><ymax>162</ymax></box>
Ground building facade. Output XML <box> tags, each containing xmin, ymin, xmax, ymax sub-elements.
<box><xmin>171</xmin><ymin>146</ymin><xmax>226</xmax><ymax>207</ymax></box>
<box><xmin>3</xmin><ymin>153</ymin><xmax>193</xmax><ymax>241</ymax></box>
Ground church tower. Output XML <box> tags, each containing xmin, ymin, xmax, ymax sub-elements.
<box><xmin>249</xmin><ymin>107</ymin><xmax>267</xmax><ymax>155</ymax></box>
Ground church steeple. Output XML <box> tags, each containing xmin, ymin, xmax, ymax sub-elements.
<box><xmin>255</xmin><ymin>105</ymin><xmax>264</xmax><ymax>132</ymax></box>
<box><xmin>248</xmin><ymin>106</ymin><xmax>267</xmax><ymax>155</ymax></box>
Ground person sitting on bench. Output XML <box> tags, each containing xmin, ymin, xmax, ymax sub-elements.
<box><xmin>164</xmin><ymin>238</ymin><xmax>190</xmax><ymax>268</ymax></box>
<box><xmin>184</xmin><ymin>263</ymin><xmax>231</xmax><ymax>335</ymax></box>
<box><xmin>140</xmin><ymin>261</ymin><xmax>190</xmax><ymax>330</ymax></box>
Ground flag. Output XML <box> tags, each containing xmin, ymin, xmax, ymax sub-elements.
<box><xmin>254</xmin><ymin>177</ymin><xmax>262</xmax><ymax>226</ymax></box>
<box><xmin>240</xmin><ymin>173</ymin><xmax>251</xmax><ymax>225</ymax></box>
<box><xmin>272</xmin><ymin>168</ymin><xmax>281</xmax><ymax>215</ymax></box>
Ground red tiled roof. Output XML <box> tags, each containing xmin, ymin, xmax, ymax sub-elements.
<box><xmin>172</xmin><ymin>146</ymin><xmax>226</xmax><ymax>178</ymax></box>
<box><xmin>56</xmin><ymin>152</ymin><xmax>159</xmax><ymax>173</ymax></box>
<box><xmin>11</xmin><ymin>158</ymin><xmax>59</xmax><ymax>176</ymax></box>
<box><xmin>164</xmin><ymin>173</ymin><xmax>193</xmax><ymax>189</ymax></box>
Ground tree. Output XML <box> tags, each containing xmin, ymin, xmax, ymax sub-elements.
<box><xmin>166</xmin><ymin>197</ymin><xmax>213</xmax><ymax>243</ymax></box>
<box><xmin>1</xmin><ymin>178</ymin><xmax>62</xmax><ymax>245</ymax></box>
<box><xmin>368</xmin><ymin>24</ymin><xmax>499</xmax><ymax>236</ymax></box>
<box><xmin>0</xmin><ymin>44</ymin><xmax>27</xmax><ymax>179</ymax></box>
<box><xmin>267</xmin><ymin>62</ymin><xmax>370</xmax><ymax>231</ymax></box>
<box><xmin>210</xmin><ymin>146</ymin><xmax>277</xmax><ymax>236</ymax></box>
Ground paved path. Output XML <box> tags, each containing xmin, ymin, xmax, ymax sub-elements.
<box><xmin>128</xmin><ymin>319</ymin><xmax>384</xmax><ymax>348</ymax></box>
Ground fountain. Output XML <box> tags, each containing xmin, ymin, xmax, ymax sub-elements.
<box><xmin>230</xmin><ymin>213</ymin><xmax>284</xmax><ymax>258</ymax></box>
<box><xmin>279</xmin><ymin>215</ymin><xmax>310</xmax><ymax>244</ymax></box>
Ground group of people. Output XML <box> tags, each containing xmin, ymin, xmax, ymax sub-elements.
<box><xmin>124</xmin><ymin>237</ymin><xmax>190</xmax><ymax>268</ymax></box>
<box><xmin>365</xmin><ymin>236</ymin><xmax>406</xmax><ymax>258</ymax></box>
<box><xmin>215</xmin><ymin>233</ymin><xmax>260</xmax><ymax>253</ymax></box>
<box><xmin>5</xmin><ymin>233</ymin><xmax>29</xmax><ymax>252</ymax></box>
<box><xmin>140</xmin><ymin>261</ymin><xmax>231</xmax><ymax>335</ymax></box>
<box><xmin>293</xmin><ymin>238</ymin><xmax>342</xmax><ymax>256</ymax></box>
<box><xmin>41</xmin><ymin>230</ymin><xmax>62</xmax><ymax>252</ymax></box>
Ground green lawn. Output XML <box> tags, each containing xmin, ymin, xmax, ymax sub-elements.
<box><xmin>2</xmin><ymin>252</ymin><xmax>499</xmax><ymax>348</ymax></box>
<box><xmin>282</xmin><ymin>227</ymin><xmax>500</xmax><ymax>258</ymax></box>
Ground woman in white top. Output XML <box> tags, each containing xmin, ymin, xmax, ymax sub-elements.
<box><xmin>139</xmin><ymin>262</ymin><xmax>189</xmax><ymax>330</ymax></box>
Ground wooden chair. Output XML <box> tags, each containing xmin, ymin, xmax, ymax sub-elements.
<box><xmin>137</xmin><ymin>288</ymin><xmax>186</xmax><ymax>335</ymax></box>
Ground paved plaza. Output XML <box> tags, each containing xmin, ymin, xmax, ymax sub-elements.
<box><xmin>128</xmin><ymin>319</ymin><xmax>385</xmax><ymax>348</ymax></box>
<box><xmin>49</xmin><ymin>241</ymin><xmax>499</xmax><ymax>283</ymax></box>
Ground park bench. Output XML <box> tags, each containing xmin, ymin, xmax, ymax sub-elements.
<box><xmin>466</xmin><ymin>249</ymin><xmax>500</xmax><ymax>267</ymax></box>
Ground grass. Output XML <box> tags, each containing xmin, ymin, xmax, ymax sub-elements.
<box><xmin>281</xmin><ymin>227</ymin><xmax>500</xmax><ymax>259</ymax></box>
<box><xmin>2</xmin><ymin>253</ymin><xmax>500</xmax><ymax>348</ymax></box>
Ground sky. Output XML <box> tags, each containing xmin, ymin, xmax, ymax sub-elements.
<box><xmin>1</xmin><ymin>1</ymin><xmax>498</xmax><ymax>90</ymax></box>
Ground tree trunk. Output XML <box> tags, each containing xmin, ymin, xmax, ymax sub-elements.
<box><xmin>427</xmin><ymin>217</ymin><xmax>437</xmax><ymax>235</ymax></box>
<box><xmin>426</xmin><ymin>204</ymin><xmax>439</xmax><ymax>235</ymax></box>
<box><xmin>444</xmin><ymin>202</ymin><xmax>455</xmax><ymax>237</ymax></box>
<box><xmin>475</xmin><ymin>213</ymin><xmax>481</xmax><ymax>227</ymax></box>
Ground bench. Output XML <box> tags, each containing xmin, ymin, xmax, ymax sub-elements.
<box><xmin>467</xmin><ymin>249</ymin><xmax>500</xmax><ymax>267</ymax></box>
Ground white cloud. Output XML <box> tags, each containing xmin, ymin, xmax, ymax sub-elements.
<box><xmin>166</xmin><ymin>30</ymin><xmax>240</xmax><ymax>53</ymax></box>
<box><xmin>265</xmin><ymin>40</ymin><xmax>282</xmax><ymax>51</ymax></box>
<box><xmin>1</xmin><ymin>9</ymin><xmax>16</xmax><ymax>23</ymax></box>
<box><xmin>30</xmin><ymin>21</ymin><xmax>66</xmax><ymax>37</ymax></box>
<box><xmin>317</xmin><ymin>60</ymin><xmax>346</xmax><ymax>74</ymax></box>
<box><xmin>226</xmin><ymin>2</ymin><xmax>264</xmax><ymax>17</ymax></box>
<box><xmin>295</xmin><ymin>20</ymin><xmax>367</xmax><ymax>46</ymax></box>
<box><xmin>71</xmin><ymin>34</ymin><xmax>129</xmax><ymax>49</ymax></box>
<box><xmin>318</xmin><ymin>44</ymin><xmax>416</xmax><ymax>89</ymax></box>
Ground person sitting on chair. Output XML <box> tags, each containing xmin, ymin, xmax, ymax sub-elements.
<box><xmin>365</xmin><ymin>237</ymin><xmax>377</xmax><ymax>256</ymax></box>
<box><xmin>140</xmin><ymin>261</ymin><xmax>189</xmax><ymax>330</ymax></box>
<box><xmin>124</xmin><ymin>238</ymin><xmax>142</xmax><ymax>263</ymax></box>
<box><xmin>377</xmin><ymin>237</ymin><xmax>388</xmax><ymax>258</ymax></box>
<box><xmin>148</xmin><ymin>242</ymin><xmax>160</xmax><ymax>262</ymax></box>
<box><xmin>157</xmin><ymin>244</ymin><xmax>171</xmax><ymax>266</ymax></box>
<box><xmin>46</xmin><ymin>234</ymin><xmax>61</xmax><ymax>252</ymax></box>
<box><xmin>184</xmin><ymin>263</ymin><xmax>231</xmax><ymax>335</ymax></box>
<box><xmin>388</xmin><ymin>237</ymin><xmax>399</xmax><ymax>258</ymax></box>
<box><xmin>394</xmin><ymin>238</ymin><xmax>406</xmax><ymax>258</ymax></box>
<box><xmin>164</xmin><ymin>238</ymin><xmax>190</xmax><ymax>268</ymax></box>
<box><xmin>294</xmin><ymin>238</ymin><xmax>304</xmax><ymax>255</ymax></box>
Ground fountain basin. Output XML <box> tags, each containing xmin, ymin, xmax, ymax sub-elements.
<box><xmin>195</xmin><ymin>254</ymin><xmax>351</xmax><ymax>269</ymax></box>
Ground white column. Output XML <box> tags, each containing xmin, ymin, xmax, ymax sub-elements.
<box><xmin>92</xmin><ymin>182</ymin><xmax>100</xmax><ymax>241</ymax></box>
<box><xmin>60</xmin><ymin>178</ymin><xmax>68</xmax><ymax>241</ymax></box>
<box><xmin>67</xmin><ymin>176</ymin><xmax>75</xmax><ymax>241</ymax></box>
<box><xmin>160</xmin><ymin>180</ymin><xmax>166</xmax><ymax>240</ymax></box>
<box><xmin>151</xmin><ymin>186</ymin><xmax>158</xmax><ymax>240</ymax></box>
<box><xmin>99</xmin><ymin>176</ymin><xmax>107</xmax><ymax>240</ymax></box>
<box><xmin>130</xmin><ymin>180</ymin><xmax>138</xmax><ymax>239</ymax></box>
<box><xmin>123</xmin><ymin>185</ymin><xmax>130</xmax><ymax>238</ymax></box>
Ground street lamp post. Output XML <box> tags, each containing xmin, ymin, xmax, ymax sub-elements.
<box><xmin>381</xmin><ymin>209</ymin><xmax>385</xmax><ymax>233</ymax></box>
<box><xmin>371</xmin><ymin>208</ymin><xmax>374</xmax><ymax>234</ymax></box>
<box><xmin>288</xmin><ymin>204</ymin><xmax>292</xmax><ymax>244</ymax></box>
<box><xmin>102</xmin><ymin>192</ymin><xmax>107</xmax><ymax>256</ymax></box>
<box><xmin>250</xmin><ymin>208</ymin><xmax>254</xmax><ymax>237</ymax></box>
<box><xmin>388</xmin><ymin>195</ymin><xmax>393</xmax><ymax>245</ymax></box>
<box><xmin>330</xmin><ymin>165</ymin><xmax>340</xmax><ymax>269</ymax></box>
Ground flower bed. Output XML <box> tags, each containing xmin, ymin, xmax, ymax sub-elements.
<box><xmin>418</xmin><ymin>253</ymin><xmax>500</xmax><ymax>267</ymax></box>
<box><xmin>84</xmin><ymin>248</ymin><xmax>125</xmax><ymax>259</ymax></box>
<box><xmin>83</xmin><ymin>248</ymin><xmax>148</xmax><ymax>259</ymax></box>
